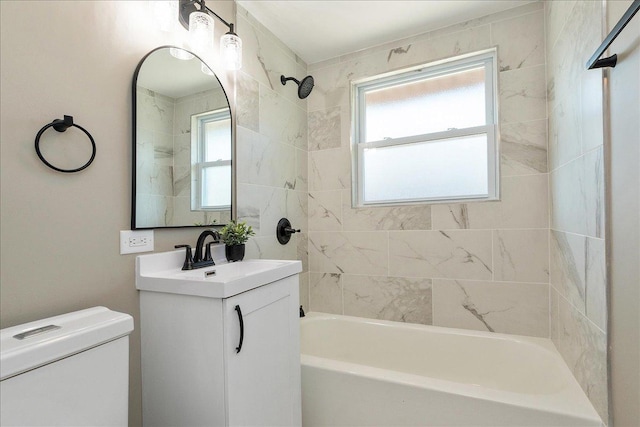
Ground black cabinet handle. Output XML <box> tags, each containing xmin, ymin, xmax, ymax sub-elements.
<box><xmin>235</xmin><ymin>305</ymin><xmax>244</xmax><ymax>353</ymax></box>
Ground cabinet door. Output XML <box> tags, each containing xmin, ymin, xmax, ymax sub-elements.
<box><xmin>223</xmin><ymin>276</ymin><xmax>301</xmax><ymax>426</ymax></box>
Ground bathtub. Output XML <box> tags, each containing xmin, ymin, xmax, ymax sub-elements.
<box><xmin>301</xmin><ymin>313</ymin><xmax>601</xmax><ymax>427</ymax></box>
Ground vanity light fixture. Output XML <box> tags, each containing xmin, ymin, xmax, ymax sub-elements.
<box><xmin>178</xmin><ymin>0</ymin><xmax>242</xmax><ymax>70</ymax></box>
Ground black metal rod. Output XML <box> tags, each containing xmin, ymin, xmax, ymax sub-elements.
<box><xmin>203</xmin><ymin>4</ymin><xmax>233</xmax><ymax>32</ymax></box>
<box><xmin>586</xmin><ymin>0</ymin><xmax>640</xmax><ymax>69</ymax></box>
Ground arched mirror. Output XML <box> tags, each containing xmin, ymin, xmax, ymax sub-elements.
<box><xmin>132</xmin><ymin>46</ymin><xmax>233</xmax><ymax>229</ymax></box>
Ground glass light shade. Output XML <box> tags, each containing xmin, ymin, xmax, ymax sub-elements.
<box><xmin>220</xmin><ymin>33</ymin><xmax>242</xmax><ymax>70</ymax></box>
<box><xmin>169</xmin><ymin>47</ymin><xmax>194</xmax><ymax>61</ymax></box>
<box><xmin>189</xmin><ymin>11</ymin><xmax>214</xmax><ymax>54</ymax></box>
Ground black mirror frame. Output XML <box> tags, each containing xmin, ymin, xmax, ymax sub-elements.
<box><xmin>131</xmin><ymin>46</ymin><xmax>234</xmax><ymax>230</ymax></box>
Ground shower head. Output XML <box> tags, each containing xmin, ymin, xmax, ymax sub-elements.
<box><xmin>280</xmin><ymin>75</ymin><xmax>314</xmax><ymax>99</ymax></box>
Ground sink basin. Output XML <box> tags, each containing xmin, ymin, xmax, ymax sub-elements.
<box><xmin>135</xmin><ymin>250</ymin><xmax>302</xmax><ymax>298</ymax></box>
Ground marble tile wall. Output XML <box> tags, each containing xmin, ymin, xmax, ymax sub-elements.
<box><xmin>546</xmin><ymin>0</ymin><xmax>607</xmax><ymax>422</ymax></box>
<box><xmin>305</xmin><ymin>2</ymin><xmax>550</xmax><ymax>338</ymax></box>
<box><xmin>235</xmin><ymin>6</ymin><xmax>309</xmax><ymax>296</ymax></box>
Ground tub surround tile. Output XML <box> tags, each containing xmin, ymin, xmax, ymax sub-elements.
<box><xmin>430</xmin><ymin>202</ymin><xmax>499</xmax><ymax>230</ymax></box>
<box><xmin>308</xmin><ymin>147</ymin><xmax>351</xmax><ymax>191</ymax></box>
<box><xmin>309</xmin><ymin>272</ymin><xmax>343</xmax><ymax>315</ymax></box>
<box><xmin>295</xmin><ymin>148</ymin><xmax>309</xmax><ymax>192</ymax></box>
<box><xmin>259</xmin><ymin>85</ymin><xmax>307</xmax><ymax>150</ymax></box>
<box><xmin>550</xmin><ymin>230</ymin><xmax>586</xmax><ymax>314</ymax></box>
<box><xmin>553</xmin><ymin>294</ymin><xmax>608</xmax><ymax>421</ymax></box>
<box><xmin>549</xmin><ymin>92</ymin><xmax>582</xmax><ymax>170</ymax></box>
<box><xmin>545</xmin><ymin>0</ymin><xmax>577</xmax><ymax>51</ymax></box>
<box><xmin>500</xmin><ymin>119</ymin><xmax>548</xmax><ymax>176</ymax></box>
<box><xmin>299</xmin><ymin>272</ymin><xmax>310</xmax><ymax>312</ymax></box>
<box><xmin>580</xmin><ymin>70</ymin><xmax>604</xmax><ymax>154</ymax></box>
<box><xmin>431</xmin><ymin>175</ymin><xmax>548</xmax><ymax>230</ymax></box>
<box><xmin>237</xmin><ymin>12</ymin><xmax>307</xmax><ymax>110</ymax></box>
<box><xmin>342</xmin><ymin>190</ymin><xmax>432</xmax><ymax>231</ymax></box>
<box><xmin>308</xmin><ymin>191</ymin><xmax>342</xmax><ymax>231</ymax></box>
<box><xmin>253</xmin><ymin>186</ymin><xmax>285</xmax><ymax>237</ymax></box>
<box><xmin>343</xmin><ymin>275</ymin><xmax>432</xmax><ymax>325</ymax></box>
<box><xmin>236</xmin><ymin>126</ymin><xmax>297</xmax><ymax>189</ymax></box>
<box><xmin>236</xmin><ymin>71</ymin><xmax>259</xmax><ymax>132</ymax></box>
<box><xmin>308</xmin><ymin>106</ymin><xmax>341</xmax><ymax>151</ymax></box>
<box><xmin>385</xmin><ymin>26</ymin><xmax>492</xmax><ymax>72</ymax></box>
<box><xmin>499</xmin><ymin>175</ymin><xmax>549</xmax><ymax>229</ymax></box>
<box><xmin>585</xmin><ymin>237</ymin><xmax>606</xmax><ymax>331</ymax></box>
<box><xmin>493</xmin><ymin>229</ymin><xmax>549</xmax><ymax>283</ymax></box>
<box><xmin>286</xmin><ymin>190</ymin><xmax>308</xmax><ymax>234</ymax></box>
<box><xmin>245</xmin><ymin>234</ymin><xmax>297</xmax><ymax>263</ymax></box>
<box><xmin>308</xmin><ymin>60</ymin><xmax>375</xmax><ymax>112</ymax></box>
<box><xmin>550</xmin><ymin>148</ymin><xmax>604</xmax><ymax>238</ymax></box>
<box><xmin>491</xmin><ymin>10</ymin><xmax>545</xmax><ymax>72</ymax></box>
<box><xmin>309</xmin><ymin>232</ymin><xmax>388</xmax><ymax>276</ymax></box>
<box><xmin>389</xmin><ymin>230</ymin><xmax>492</xmax><ymax>280</ymax></box>
<box><xmin>550</xmin><ymin>286</ymin><xmax>560</xmax><ymax>342</ymax></box>
<box><xmin>433</xmin><ymin>279</ymin><xmax>549</xmax><ymax>337</ymax></box>
<box><xmin>297</xmin><ymin>232</ymin><xmax>309</xmax><ymax>273</ymax></box>
<box><xmin>546</xmin><ymin>1</ymin><xmax>607</xmax><ymax>421</ymax></box>
<box><xmin>584</xmin><ymin>148</ymin><xmax>605</xmax><ymax>239</ymax></box>
<box><xmin>236</xmin><ymin>183</ymin><xmax>262</xmax><ymax>234</ymax></box>
<box><xmin>499</xmin><ymin>65</ymin><xmax>547</xmax><ymax>125</ymax></box>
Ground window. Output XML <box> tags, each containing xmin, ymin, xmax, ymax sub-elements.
<box><xmin>191</xmin><ymin>109</ymin><xmax>231</xmax><ymax>210</ymax></box>
<box><xmin>351</xmin><ymin>49</ymin><xmax>498</xmax><ymax>206</ymax></box>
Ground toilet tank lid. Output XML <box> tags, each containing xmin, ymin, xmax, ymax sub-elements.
<box><xmin>0</xmin><ymin>306</ymin><xmax>133</xmax><ymax>380</ymax></box>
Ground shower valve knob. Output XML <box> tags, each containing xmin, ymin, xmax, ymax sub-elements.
<box><xmin>276</xmin><ymin>218</ymin><xmax>301</xmax><ymax>245</ymax></box>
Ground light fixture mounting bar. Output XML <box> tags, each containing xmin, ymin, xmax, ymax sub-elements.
<box><xmin>179</xmin><ymin>0</ymin><xmax>236</xmax><ymax>33</ymax></box>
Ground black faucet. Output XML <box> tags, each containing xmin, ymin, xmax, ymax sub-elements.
<box><xmin>175</xmin><ymin>230</ymin><xmax>221</xmax><ymax>270</ymax></box>
<box><xmin>194</xmin><ymin>230</ymin><xmax>221</xmax><ymax>265</ymax></box>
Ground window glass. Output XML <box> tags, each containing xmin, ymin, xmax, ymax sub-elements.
<box><xmin>363</xmin><ymin>134</ymin><xmax>488</xmax><ymax>203</ymax></box>
<box><xmin>191</xmin><ymin>109</ymin><xmax>232</xmax><ymax>210</ymax></box>
<box><xmin>202</xmin><ymin>164</ymin><xmax>231</xmax><ymax>207</ymax></box>
<box><xmin>204</xmin><ymin>119</ymin><xmax>231</xmax><ymax>161</ymax></box>
<box><xmin>352</xmin><ymin>49</ymin><xmax>498</xmax><ymax>206</ymax></box>
<box><xmin>364</xmin><ymin>67</ymin><xmax>485</xmax><ymax>142</ymax></box>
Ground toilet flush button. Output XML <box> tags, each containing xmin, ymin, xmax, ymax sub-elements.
<box><xmin>13</xmin><ymin>325</ymin><xmax>61</xmax><ymax>340</ymax></box>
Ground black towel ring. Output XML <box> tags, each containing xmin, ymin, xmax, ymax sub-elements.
<box><xmin>34</xmin><ymin>115</ymin><xmax>96</xmax><ymax>173</ymax></box>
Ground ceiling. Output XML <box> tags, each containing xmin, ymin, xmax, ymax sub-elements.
<box><xmin>238</xmin><ymin>1</ymin><xmax>534</xmax><ymax>64</ymax></box>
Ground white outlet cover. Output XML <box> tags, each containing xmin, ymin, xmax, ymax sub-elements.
<box><xmin>120</xmin><ymin>230</ymin><xmax>154</xmax><ymax>254</ymax></box>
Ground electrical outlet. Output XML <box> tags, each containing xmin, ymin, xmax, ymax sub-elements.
<box><xmin>120</xmin><ymin>230</ymin><xmax>154</xmax><ymax>254</ymax></box>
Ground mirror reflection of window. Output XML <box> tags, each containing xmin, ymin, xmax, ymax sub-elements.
<box><xmin>192</xmin><ymin>109</ymin><xmax>232</xmax><ymax>211</ymax></box>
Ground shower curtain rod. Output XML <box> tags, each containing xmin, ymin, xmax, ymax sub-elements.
<box><xmin>586</xmin><ymin>0</ymin><xmax>640</xmax><ymax>69</ymax></box>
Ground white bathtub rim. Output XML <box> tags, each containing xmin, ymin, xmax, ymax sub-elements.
<box><xmin>302</xmin><ymin>354</ymin><xmax>599</xmax><ymax>424</ymax></box>
<box><xmin>301</xmin><ymin>312</ymin><xmax>601</xmax><ymax>425</ymax></box>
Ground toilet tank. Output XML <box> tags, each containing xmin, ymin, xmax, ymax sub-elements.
<box><xmin>0</xmin><ymin>306</ymin><xmax>134</xmax><ymax>427</ymax></box>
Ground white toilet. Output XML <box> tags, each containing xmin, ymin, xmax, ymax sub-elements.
<box><xmin>0</xmin><ymin>306</ymin><xmax>134</xmax><ymax>426</ymax></box>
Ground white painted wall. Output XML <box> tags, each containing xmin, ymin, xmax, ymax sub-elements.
<box><xmin>0</xmin><ymin>2</ymin><xmax>235</xmax><ymax>425</ymax></box>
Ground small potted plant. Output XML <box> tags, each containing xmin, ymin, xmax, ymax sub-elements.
<box><xmin>220</xmin><ymin>220</ymin><xmax>255</xmax><ymax>262</ymax></box>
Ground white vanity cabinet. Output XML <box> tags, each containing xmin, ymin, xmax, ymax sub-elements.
<box><xmin>136</xmin><ymin>252</ymin><xmax>302</xmax><ymax>427</ymax></box>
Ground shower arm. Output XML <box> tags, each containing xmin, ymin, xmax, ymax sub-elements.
<box><xmin>280</xmin><ymin>76</ymin><xmax>301</xmax><ymax>85</ymax></box>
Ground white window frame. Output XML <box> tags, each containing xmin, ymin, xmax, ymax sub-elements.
<box><xmin>350</xmin><ymin>48</ymin><xmax>499</xmax><ymax>207</ymax></box>
<box><xmin>191</xmin><ymin>108</ymin><xmax>232</xmax><ymax>211</ymax></box>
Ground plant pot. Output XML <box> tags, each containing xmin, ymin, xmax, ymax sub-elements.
<box><xmin>225</xmin><ymin>244</ymin><xmax>245</xmax><ymax>262</ymax></box>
